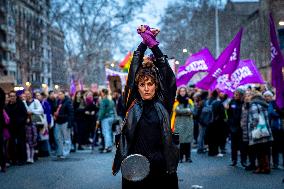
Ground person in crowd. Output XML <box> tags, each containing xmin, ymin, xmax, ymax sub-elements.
<box><xmin>264</xmin><ymin>90</ymin><xmax>284</xmax><ymax>169</ymax></box>
<box><xmin>191</xmin><ymin>89</ymin><xmax>199</xmax><ymax>145</ymax></box>
<box><xmin>248</xmin><ymin>91</ymin><xmax>273</xmax><ymax>174</ymax></box>
<box><xmin>112</xmin><ymin>89</ymin><xmax>124</xmax><ymax>139</ymax></box>
<box><xmin>24</xmin><ymin>90</ymin><xmax>45</xmax><ymax>162</ymax></box>
<box><xmin>205</xmin><ymin>90</ymin><xmax>225</xmax><ymax>156</ymax></box>
<box><xmin>241</xmin><ymin>91</ymin><xmax>256</xmax><ymax>171</ymax></box>
<box><xmin>172</xmin><ymin>87</ymin><xmax>194</xmax><ymax>163</ymax></box>
<box><xmin>54</xmin><ymin>91</ymin><xmax>74</xmax><ymax>159</ymax></box>
<box><xmin>84</xmin><ymin>91</ymin><xmax>98</xmax><ymax>145</ymax></box>
<box><xmin>25</xmin><ymin>114</ymin><xmax>37</xmax><ymax>164</ymax></box>
<box><xmin>35</xmin><ymin>92</ymin><xmax>51</xmax><ymax>157</ymax></box>
<box><xmin>47</xmin><ymin>91</ymin><xmax>57</xmax><ymax>151</ymax></box>
<box><xmin>97</xmin><ymin>89</ymin><xmax>115</xmax><ymax>153</ymax></box>
<box><xmin>112</xmin><ymin>25</ymin><xmax>179</xmax><ymax>189</ymax></box>
<box><xmin>113</xmin><ymin>89</ymin><xmax>125</xmax><ymax>120</ymax></box>
<box><xmin>218</xmin><ymin>92</ymin><xmax>229</xmax><ymax>154</ymax></box>
<box><xmin>0</xmin><ymin>87</ymin><xmax>7</xmax><ymax>172</ymax></box>
<box><xmin>73</xmin><ymin>90</ymin><xmax>86</xmax><ymax>150</ymax></box>
<box><xmin>227</xmin><ymin>89</ymin><xmax>246</xmax><ymax>167</ymax></box>
<box><xmin>5</xmin><ymin>91</ymin><xmax>28</xmax><ymax>165</ymax></box>
<box><xmin>92</xmin><ymin>91</ymin><xmax>103</xmax><ymax>148</ymax></box>
<box><xmin>195</xmin><ymin>91</ymin><xmax>209</xmax><ymax>154</ymax></box>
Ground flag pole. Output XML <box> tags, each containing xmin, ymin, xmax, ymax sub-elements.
<box><xmin>215</xmin><ymin>0</ymin><xmax>220</xmax><ymax>57</ymax></box>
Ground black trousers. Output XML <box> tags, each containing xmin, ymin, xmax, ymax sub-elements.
<box><xmin>9</xmin><ymin>132</ymin><xmax>26</xmax><ymax>163</ymax></box>
<box><xmin>0</xmin><ymin>131</ymin><xmax>5</xmax><ymax>168</ymax></box>
<box><xmin>241</xmin><ymin>142</ymin><xmax>257</xmax><ymax>166</ymax></box>
<box><xmin>48</xmin><ymin>127</ymin><xmax>56</xmax><ymax>150</ymax></box>
<box><xmin>180</xmin><ymin>143</ymin><xmax>191</xmax><ymax>160</ymax></box>
<box><xmin>122</xmin><ymin>171</ymin><xmax>178</xmax><ymax>189</ymax></box>
<box><xmin>231</xmin><ymin>131</ymin><xmax>246</xmax><ymax>162</ymax></box>
<box><xmin>252</xmin><ymin>143</ymin><xmax>270</xmax><ymax>168</ymax></box>
<box><xmin>271</xmin><ymin>130</ymin><xmax>284</xmax><ymax>166</ymax></box>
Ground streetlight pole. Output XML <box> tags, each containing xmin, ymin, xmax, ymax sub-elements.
<box><xmin>215</xmin><ymin>0</ymin><xmax>220</xmax><ymax>57</ymax></box>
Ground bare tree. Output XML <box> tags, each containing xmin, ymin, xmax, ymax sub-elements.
<box><xmin>159</xmin><ymin>0</ymin><xmax>216</xmax><ymax>65</ymax></box>
<box><xmin>51</xmin><ymin>0</ymin><xmax>147</xmax><ymax>85</ymax></box>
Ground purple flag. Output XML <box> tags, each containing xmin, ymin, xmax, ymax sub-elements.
<box><xmin>196</xmin><ymin>28</ymin><xmax>243</xmax><ymax>90</ymax></box>
<box><xmin>269</xmin><ymin>13</ymin><xmax>284</xmax><ymax>109</ymax></box>
<box><xmin>210</xmin><ymin>29</ymin><xmax>242</xmax><ymax>91</ymax></box>
<box><xmin>70</xmin><ymin>78</ymin><xmax>76</xmax><ymax>97</ymax></box>
<box><xmin>176</xmin><ymin>48</ymin><xmax>214</xmax><ymax>87</ymax></box>
<box><xmin>214</xmin><ymin>60</ymin><xmax>264</xmax><ymax>97</ymax></box>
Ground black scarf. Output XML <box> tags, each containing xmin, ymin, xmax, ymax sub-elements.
<box><xmin>177</xmin><ymin>94</ymin><xmax>189</xmax><ymax>108</ymax></box>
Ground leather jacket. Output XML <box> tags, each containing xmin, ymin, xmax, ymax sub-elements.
<box><xmin>112</xmin><ymin>48</ymin><xmax>178</xmax><ymax>175</ymax></box>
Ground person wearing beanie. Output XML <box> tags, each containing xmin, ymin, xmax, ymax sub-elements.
<box><xmin>248</xmin><ymin>91</ymin><xmax>273</xmax><ymax>174</ymax></box>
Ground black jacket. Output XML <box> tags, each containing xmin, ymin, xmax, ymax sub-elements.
<box><xmin>55</xmin><ymin>96</ymin><xmax>74</xmax><ymax>127</ymax></box>
<box><xmin>227</xmin><ymin>99</ymin><xmax>243</xmax><ymax>133</ymax></box>
<box><xmin>112</xmin><ymin>47</ymin><xmax>178</xmax><ymax>175</ymax></box>
<box><xmin>5</xmin><ymin>99</ymin><xmax>28</xmax><ymax>130</ymax></box>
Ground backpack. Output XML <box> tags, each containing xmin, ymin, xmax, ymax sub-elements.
<box><xmin>199</xmin><ymin>100</ymin><xmax>215</xmax><ymax>126</ymax></box>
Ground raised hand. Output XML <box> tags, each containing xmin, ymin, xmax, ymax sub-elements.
<box><xmin>137</xmin><ymin>25</ymin><xmax>160</xmax><ymax>48</ymax></box>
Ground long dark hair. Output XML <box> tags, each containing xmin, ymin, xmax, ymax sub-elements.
<box><xmin>177</xmin><ymin>87</ymin><xmax>189</xmax><ymax>108</ymax></box>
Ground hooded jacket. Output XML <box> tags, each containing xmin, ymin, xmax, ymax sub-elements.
<box><xmin>248</xmin><ymin>95</ymin><xmax>273</xmax><ymax>145</ymax></box>
<box><xmin>112</xmin><ymin>46</ymin><xmax>178</xmax><ymax>175</ymax></box>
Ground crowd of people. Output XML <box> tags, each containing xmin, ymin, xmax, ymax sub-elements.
<box><xmin>0</xmin><ymin>31</ymin><xmax>283</xmax><ymax>187</ymax></box>
<box><xmin>0</xmin><ymin>87</ymin><xmax>124</xmax><ymax>172</ymax></box>
<box><xmin>0</xmin><ymin>83</ymin><xmax>283</xmax><ymax>176</ymax></box>
<box><xmin>0</xmin><ymin>84</ymin><xmax>283</xmax><ymax>175</ymax></box>
<box><xmin>171</xmin><ymin>85</ymin><xmax>284</xmax><ymax>175</ymax></box>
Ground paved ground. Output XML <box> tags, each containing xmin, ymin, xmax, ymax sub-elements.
<box><xmin>0</xmin><ymin>147</ymin><xmax>283</xmax><ymax>189</ymax></box>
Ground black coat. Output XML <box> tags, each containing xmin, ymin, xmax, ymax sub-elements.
<box><xmin>227</xmin><ymin>99</ymin><xmax>243</xmax><ymax>133</ymax></box>
<box><xmin>113</xmin><ymin>47</ymin><xmax>178</xmax><ymax>176</ymax></box>
<box><xmin>55</xmin><ymin>97</ymin><xmax>74</xmax><ymax>127</ymax></box>
<box><xmin>5</xmin><ymin>99</ymin><xmax>28</xmax><ymax>133</ymax></box>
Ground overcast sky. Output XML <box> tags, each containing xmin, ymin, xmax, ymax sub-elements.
<box><xmin>114</xmin><ymin>0</ymin><xmax>259</xmax><ymax>61</ymax></box>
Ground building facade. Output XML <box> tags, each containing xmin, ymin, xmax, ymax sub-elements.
<box><xmin>186</xmin><ymin>0</ymin><xmax>284</xmax><ymax>83</ymax></box>
<box><xmin>50</xmin><ymin>27</ymin><xmax>67</xmax><ymax>89</ymax></box>
<box><xmin>0</xmin><ymin>0</ymin><xmax>17</xmax><ymax>91</ymax></box>
<box><xmin>234</xmin><ymin>0</ymin><xmax>284</xmax><ymax>82</ymax></box>
<box><xmin>1</xmin><ymin>0</ymin><xmax>67</xmax><ymax>90</ymax></box>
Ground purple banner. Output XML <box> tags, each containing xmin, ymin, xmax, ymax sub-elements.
<box><xmin>176</xmin><ymin>48</ymin><xmax>214</xmax><ymax>87</ymax></box>
<box><xmin>269</xmin><ymin>13</ymin><xmax>284</xmax><ymax>109</ymax></box>
<box><xmin>212</xmin><ymin>60</ymin><xmax>264</xmax><ymax>97</ymax></box>
<box><xmin>196</xmin><ymin>28</ymin><xmax>243</xmax><ymax>90</ymax></box>
<box><xmin>70</xmin><ymin>79</ymin><xmax>76</xmax><ymax>97</ymax></box>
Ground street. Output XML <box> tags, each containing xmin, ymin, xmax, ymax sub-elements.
<box><xmin>0</xmin><ymin>147</ymin><xmax>283</xmax><ymax>189</ymax></box>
